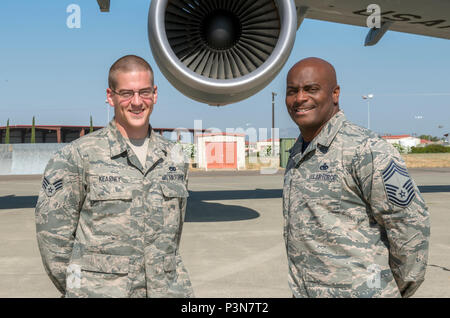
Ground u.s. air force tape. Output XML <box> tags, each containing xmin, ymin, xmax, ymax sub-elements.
<box><xmin>382</xmin><ymin>160</ymin><xmax>415</xmax><ymax>207</ymax></box>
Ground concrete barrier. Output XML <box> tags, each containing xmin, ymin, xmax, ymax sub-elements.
<box><xmin>0</xmin><ymin>144</ymin><xmax>66</xmax><ymax>175</ymax></box>
<box><xmin>0</xmin><ymin>145</ymin><xmax>13</xmax><ymax>175</ymax></box>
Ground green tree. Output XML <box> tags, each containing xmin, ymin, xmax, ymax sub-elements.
<box><xmin>392</xmin><ymin>143</ymin><xmax>407</xmax><ymax>154</ymax></box>
<box><xmin>5</xmin><ymin>119</ymin><xmax>10</xmax><ymax>144</ymax></box>
<box><xmin>411</xmin><ymin>145</ymin><xmax>450</xmax><ymax>153</ymax></box>
<box><xmin>31</xmin><ymin>116</ymin><xmax>36</xmax><ymax>143</ymax></box>
<box><xmin>418</xmin><ymin>135</ymin><xmax>439</xmax><ymax>142</ymax></box>
<box><xmin>90</xmin><ymin>115</ymin><xmax>94</xmax><ymax>133</ymax></box>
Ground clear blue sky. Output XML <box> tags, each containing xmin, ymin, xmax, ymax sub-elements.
<box><xmin>1</xmin><ymin>0</ymin><xmax>449</xmax><ymax>139</ymax></box>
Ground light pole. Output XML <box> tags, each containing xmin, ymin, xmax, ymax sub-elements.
<box><xmin>414</xmin><ymin>115</ymin><xmax>423</xmax><ymax>138</ymax></box>
<box><xmin>362</xmin><ymin>94</ymin><xmax>373</xmax><ymax>129</ymax></box>
<box><xmin>272</xmin><ymin>92</ymin><xmax>277</xmax><ymax>156</ymax></box>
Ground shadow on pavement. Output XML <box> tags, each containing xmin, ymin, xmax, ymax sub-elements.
<box><xmin>186</xmin><ymin>200</ymin><xmax>260</xmax><ymax>222</ymax></box>
<box><xmin>428</xmin><ymin>264</ymin><xmax>450</xmax><ymax>272</ymax></box>
<box><xmin>0</xmin><ymin>195</ymin><xmax>38</xmax><ymax>210</ymax></box>
<box><xmin>0</xmin><ymin>193</ymin><xmax>261</xmax><ymax>223</ymax></box>
<box><xmin>188</xmin><ymin>188</ymin><xmax>282</xmax><ymax>201</ymax></box>
<box><xmin>1</xmin><ymin>185</ymin><xmax>448</xmax><ymax>213</ymax></box>
<box><xmin>418</xmin><ymin>185</ymin><xmax>450</xmax><ymax>193</ymax></box>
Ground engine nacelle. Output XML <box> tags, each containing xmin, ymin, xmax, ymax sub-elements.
<box><xmin>148</xmin><ymin>0</ymin><xmax>297</xmax><ymax>106</ymax></box>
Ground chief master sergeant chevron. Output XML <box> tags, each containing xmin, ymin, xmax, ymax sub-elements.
<box><xmin>283</xmin><ymin>57</ymin><xmax>430</xmax><ymax>298</ymax></box>
<box><xmin>35</xmin><ymin>55</ymin><xmax>194</xmax><ymax>298</ymax></box>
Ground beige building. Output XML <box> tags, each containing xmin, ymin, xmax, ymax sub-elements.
<box><xmin>195</xmin><ymin>133</ymin><xmax>246</xmax><ymax>170</ymax></box>
<box><xmin>382</xmin><ymin>135</ymin><xmax>421</xmax><ymax>148</ymax></box>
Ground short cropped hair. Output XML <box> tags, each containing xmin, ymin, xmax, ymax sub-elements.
<box><xmin>108</xmin><ymin>55</ymin><xmax>154</xmax><ymax>90</ymax></box>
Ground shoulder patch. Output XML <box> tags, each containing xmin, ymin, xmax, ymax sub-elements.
<box><xmin>42</xmin><ymin>177</ymin><xmax>63</xmax><ymax>197</ymax></box>
<box><xmin>382</xmin><ymin>160</ymin><xmax>415</xmax><ymax>207</ymax></box>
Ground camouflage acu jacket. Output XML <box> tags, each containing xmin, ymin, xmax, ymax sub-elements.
<box><xmin>283</xmin><ymin>111</ymin><xmax>430</xmax><ymax>298</ymax></box>
<box><xmin>35</xmin><ymin>120</ymin><xmax>194</xmax><ymax>298</ymax></box>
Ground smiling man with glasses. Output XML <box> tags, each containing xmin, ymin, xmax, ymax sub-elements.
<box><xmin>35</xmin><ymin>55</ymin><xmax>194</xmax><ymax>298</ymax></box>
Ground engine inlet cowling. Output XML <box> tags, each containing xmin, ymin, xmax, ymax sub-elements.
<box><xmin>149</xmin><ymin>0</ymin><xmax>297</xmax><ymax>105</ymax></box>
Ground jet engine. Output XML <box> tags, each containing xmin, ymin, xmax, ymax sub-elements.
<box><xmin>148</xmin><ymin>0</ymin><xmax>297</xmax><ymax>105</ymax></box>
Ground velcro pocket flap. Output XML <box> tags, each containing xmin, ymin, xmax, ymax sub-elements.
<box><xmin>80</xmin><ymin>253</ymin><xmax>129</xmax><ymax>274</ymax></box>
<box><xmin>89</xmin><ymin>184</ymin><xmax>132</xmax><ymax>201</ymax></box>
<box><xmin>160</xmin><ymin>182</ymin><xmax>189</xmax><ymax>198</ymax></box>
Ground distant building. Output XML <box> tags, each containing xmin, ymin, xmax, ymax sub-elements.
<box><xmin>420</xmin><ymin>139</ymin><xmax>433</xmax><ymax>145</ymax></box>
<box><xmin>195</xmin><ymin>133</ymin><xmax>246</xmax><ymax>170</ymax></box>
<box><xmin>257</xmin><ymin>138</ymin><xmax>280</xmax><ymax>156</ymax></box>
<box><xmin>381</xmin><ymin>135</ymin><xmax>426</xmax><ymax>148</ymax></box>
<box><xmin>0</xmin><ymin>125</ymin><xmax>210</xmax><ymax>144</ymax></box>
<box><xmin>0</xmin><ymin>125</ymin><xmax>103</xmax><ymax>144</ymax></box>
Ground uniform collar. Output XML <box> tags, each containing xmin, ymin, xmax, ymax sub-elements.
<box><xmin>145</xmin><ymin>128</ymin><xmax>167</xmax><ymax>173</ymax></box>
<box><xmin>106</xmin><ymin>119</ymin><xmax>154</xmax><ymax>157</ymax></box>
<box><xmin>315</xmin><ymin>109</ymin><xmax>346</xmax><ymax>148</ymax></box>
<box><xmin>106</xmin><ymin>119</ymin><xmax>166</xmax><ymax>174</ymax></box>
<box><xmin>289</xmin><ymin>110</ymin><xmax>346</xmax><ymax>166</ymax></box>
<box><xmin>107</xmin><ymin>119</ymin><xmax>128</xmax><ymax>158</ymax></box>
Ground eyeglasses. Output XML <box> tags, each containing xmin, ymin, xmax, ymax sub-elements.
<box><xmin>111</xmin><ymin>88</ymin><xmax>154</xmax><ymax>100</ymax></box>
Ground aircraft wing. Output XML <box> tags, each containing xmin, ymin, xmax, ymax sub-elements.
<box><xmin>97</xmin><ymin>0</ymin><xmax>450</xmax><ymax>42</ymax></box>
<box><xmin>295</xmin><ymin>0</ymin><xmax>450</xmax><ymax>43</ymax></box>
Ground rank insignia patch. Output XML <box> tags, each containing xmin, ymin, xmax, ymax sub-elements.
<box><xmin>42</xmin><ymin>177</ymin><xmax>63</xmax><ymax>197</ymax></box>
<box><xmin>382</xmin><ymin>160</ymin><xmax>415</xmax><ymax>207</ymax></box>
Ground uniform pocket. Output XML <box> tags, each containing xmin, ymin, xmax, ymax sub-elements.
<box><xmin>80</xmin><ymin>253</ymin><xmax>129</xmax><ymax>273</ymax></box>
<box><xmin>145</xmin><ymin>254</ymin><xmax>175</xmax><ymax>297</ymax></box>
<box><xmin>66</xmin><ymin>253</ymin><xmax>130</xmax><ymax>298</ymax></box>
<box><xmin>160</xmin><ymin>181</ymin><xmax>188</xmax><ymax>229</ymax></box>
<box><xmin>170</xmin><ymin>254</ymin><xmax>194</xmax><ymax>298</ymax></box>
<box><xmin>145</xmin><ymin>254</ymin><xmax>194</xmax><ymax>298</ymax></box>
<box><xmin>303</xmin><ymin>266</ymin><xmax>353</xmax><ymax>289</ymax></box>
<box><xmin>87</xmin><ymin>178</ymin><xmax>135</xmax><ymax>237</ymax></box>
<box><xmin>160</xmin><ymin>181</ymin><xmax>189</xmax><ymax>198</ymax></box>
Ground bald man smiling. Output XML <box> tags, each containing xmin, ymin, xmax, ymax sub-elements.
<box><xmin>282</xmin><ymin>57</ymin><xmax>430</xmax><ymax>298</ymax></box>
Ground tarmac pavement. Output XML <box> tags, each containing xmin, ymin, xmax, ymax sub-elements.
<box><xmin>0</xmin><ymin>168</ymin><xmax>448</xmax><ymax>298</ymax></box>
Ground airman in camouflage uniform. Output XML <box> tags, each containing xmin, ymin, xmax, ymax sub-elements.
<box><xmin>35</xmin><ymin>55</ymin><xmax>194</xmax><ymax>298</ymax></box>
<box><xmin>283</xmin><ymin>58</ymin><xmax>430</xmax><ymax>298</ymax></box>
